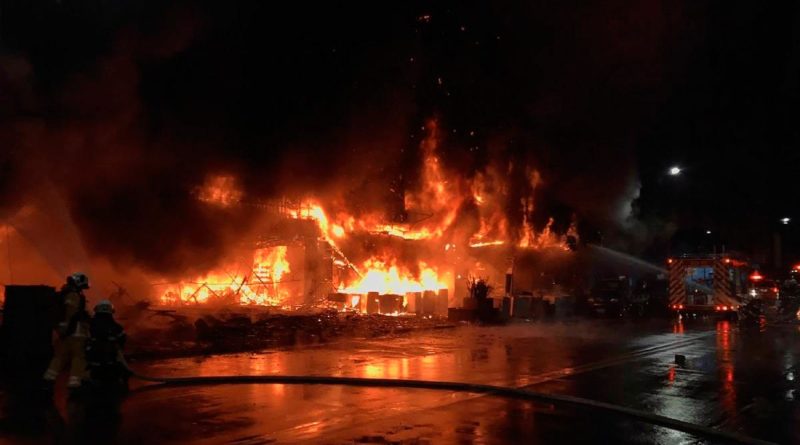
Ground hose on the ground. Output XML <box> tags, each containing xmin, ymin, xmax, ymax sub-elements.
<box><xmin>120</xmin><ymin>356</ymin><xmax>774</xmax><ymax>445</ymax></box>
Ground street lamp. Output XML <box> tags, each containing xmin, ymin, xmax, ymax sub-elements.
<box><xmin>668</xmin><ymin>166</ymin><xmax>681</xmax><ymax>176</ymax></box>
<box><xmin>781</xmin><ymin>217</ymin><xmax>790</xmax><ymax>225</ymax></box>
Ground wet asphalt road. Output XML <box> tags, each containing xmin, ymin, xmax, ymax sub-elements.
<box><xmin>3</xmin><ymin>318</ymin><xmax>800</xmax><ymax>444</ymax></box>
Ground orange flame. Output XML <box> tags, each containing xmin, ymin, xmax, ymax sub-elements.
<box><xmin>196</xmin><ymin>175</ymin><xmax>243</xmax><ymax>207</ymax></box>
<box><xmin>159</xmin><ymin>246</ymin><xmax>291</xmax><ymax>306</ymax></box>
<box><xmin>342</xmin><ymin>259</ymin><xmax>447</xmax><ymax>295</ymax></box>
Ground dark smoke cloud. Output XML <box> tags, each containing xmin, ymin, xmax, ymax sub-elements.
<box><xmin>0</xmin><ymin>2</ymin><xmax>257</xmax><ymax>275</ymax></box>
<box><xmin>0</xmin><ymin>0</ymin><xmax>695</xmax><ymax>276</ymax></box>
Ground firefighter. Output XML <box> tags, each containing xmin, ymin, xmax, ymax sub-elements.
<box><xmin>784</xmin><ymin>276</ymin><xmax>799</xmax><ymax>295</ymax></box>
<box><xmin>86</xmin><ymin>299</ymin><xmax>129</xmax><ymax>389</ymax></box>
<box><xmin>780</xmin><ymin>277</ymin><xmax>799</xmax><ymax>317</ymax></box>
<box><xmin>43</xmin><ymin>273</ymin><xmax>91</xmax><ymax>391</ymax></box>
<box><xmin>739</xmin><ymin>298</ymin><xmax>763</xmax><ymax>325</ymax></box>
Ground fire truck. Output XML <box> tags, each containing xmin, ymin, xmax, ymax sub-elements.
<box><xmin>667</xmin><ymin>254</ymin><xmax>750</xmax><ymax>316</ymax></box>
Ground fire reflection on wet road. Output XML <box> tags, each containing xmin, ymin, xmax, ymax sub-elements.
<box><xmin>4</xmin><ymin>319</ymin><xmax>800</xmax><ymax>444</ymax></box>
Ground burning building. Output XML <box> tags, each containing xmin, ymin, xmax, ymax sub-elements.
<box><xmin>148</xmin><ymin>120</ymin><xmax>577</xmax><ymax>314</ymax></box>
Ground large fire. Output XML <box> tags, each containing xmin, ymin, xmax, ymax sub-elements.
<box><xmin>158</xmin><ymin>246</ymin><xmax>291</xmax><ymax>306</ymax></box>
<box><xmin>157</xmin><ymin>119</ymin><xmax>576</xmax><ymax>310</ymax></box>
<box><xmin>341</xmin><ymin>259</ymin><xmax>447</xmax><ymax>295</ymax></box>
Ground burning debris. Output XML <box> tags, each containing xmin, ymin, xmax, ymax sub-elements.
<box><xmin>157</xmin><ymin>245</ymin><xmax>291</xmax><ymax>306</ymax></box>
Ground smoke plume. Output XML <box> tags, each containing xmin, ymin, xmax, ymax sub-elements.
<box><xmin>0</xmin><ymin>0</ymin><xmax>692</xmax><ymax>287</ymax></box>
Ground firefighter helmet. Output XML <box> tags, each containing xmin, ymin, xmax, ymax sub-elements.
<box><xmin>68</xmin><ymin>272</ymin><xmax>90</xmax><ymax>290</ymax></box>
<box><xmin>94</xmin><ymin>299</ymin><xmax>115</xmax><ymax>314</ymax></box>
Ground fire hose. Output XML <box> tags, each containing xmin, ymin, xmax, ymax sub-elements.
<box><xmin>120</xmin><ymin>356</ymin><xmax>775</xmax><ymax>445</ymax></box>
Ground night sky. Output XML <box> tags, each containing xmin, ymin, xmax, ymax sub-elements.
<box><xmin>1</xmin><ymin>1</ymin><xmax>798</xmax><ymax>272</ymax></box>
